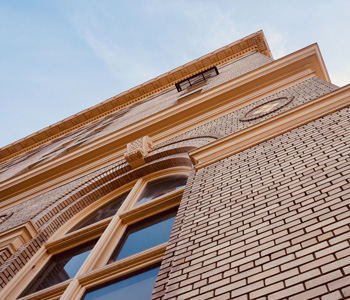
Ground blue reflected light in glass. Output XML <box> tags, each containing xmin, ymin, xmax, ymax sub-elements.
<box><xmin>21</xmin><ymin>240</ymin><xmax>96</xmax><ymax>297</ymax></box>
<box><xmin>63</xmin><ymin>249</ymin><xmax>92</xmax><ymax>278</ymax></box>
<box><xmin>111</xmin><ymin>211</ymin><xmax>176</xmax><ymax>262</ymax></box>
<box><xmin>83</xmin><ymin>265</ymin><xmax>160</xmax><ymax>300</ymax></box>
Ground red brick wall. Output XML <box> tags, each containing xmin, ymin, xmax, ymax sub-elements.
<box><xmin>153</xmin><ymin>106</ymin><xmax>350</xmax><ymax>300</ymax></box>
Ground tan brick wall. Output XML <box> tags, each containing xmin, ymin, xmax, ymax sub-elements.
<box><xmin>0</xmin><ymin>66</ymin><xmax>344</xmax><ymax>296</ymax></box>
<box><xmin>0</xmin><ymin>52</ymin><xmax>272</xmax><ymax>181</ymax></box>
<box><xmin>160</xmin><ymin>77</ymin><xmax>337</xmax><ymax>146</ymax></box>
<box><xmin>153</xmin><ymin>106</ymin><xmax>350</xmax><ymax>300</ymax></box>
<box><xmin>0</xmin><ymin>150</ymin><xmax>193</xmax><ymax>289</ymax></box>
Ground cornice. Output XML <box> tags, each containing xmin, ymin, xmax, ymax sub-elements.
<box><xmin>0</xmin><ymin>43</ymin><xmax>331</xmax><ymax>206</ymax></box>
<box><xmin>189</xmin><ymin>85</ymin><xmax>350</xmax><ymax>169</ymax></box>
<box><xmin>0</xmin><ymin>31</ymin><xmax>271</xmax><ymax>163</ymax></box>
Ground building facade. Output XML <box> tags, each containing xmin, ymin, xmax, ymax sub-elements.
<box><xmin>0</xmin><ymin>31</ymin><xmax>350</xmax><ymax>299</ymax></box>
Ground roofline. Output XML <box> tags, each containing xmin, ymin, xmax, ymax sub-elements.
<box><xmin>0</xmin><ymin>43</ymin><xmax>334</xmax><ymax>205</ymax></box>
<box><xmin>0</xmin><ymin>31</ymin><xmax>271</xmax><ymax>163</ymax></box>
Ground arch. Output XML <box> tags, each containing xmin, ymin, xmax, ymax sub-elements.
<box><xmin>0</xmin><ymin>148</ymin><xmax>193</xmax><ymax>289</ymax></box>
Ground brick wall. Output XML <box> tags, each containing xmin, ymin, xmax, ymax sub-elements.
<box><xmin>0</xmin><ymin>56</ymin><xmax>346</xmax><ymax>297</ymax></box>
<box><xmin>152</xmin><ymin>106</ymin><xmax>350</xmax><ymax>300</ymax></box>
<box><xmin>0</xmin><ymin>74</ymin><xmax>343</xmax><ymax>294</ymax></box>
<box><xmin>0</xmin><ymin>151</ymin><xmax>192</xmax><ymax>289</ymax></box>
<box><xmin>0</xmin><ymin>52</ymin><xmax>272</xmax><ymax>182</ymax></box>
<box><xmin>160</xmin><ymin>77</ymin><xmax>338</xmax><ymax>146</ymax></box>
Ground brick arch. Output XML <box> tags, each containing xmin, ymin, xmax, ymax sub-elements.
<box><xmin>0</xmin><ymin>151</ymin><xmax>192</xmax><ymax>290</ymax></box>
<box><xmin>36</xmin><ymin>153</ymin><xmax>191</xmax><ymax>235</ymax></box>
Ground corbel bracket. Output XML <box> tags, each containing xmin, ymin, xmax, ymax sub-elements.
<box><xmin>124</xmin><ymin>136</ymin><xmax>153</xmax><ymax>168</ymax></box>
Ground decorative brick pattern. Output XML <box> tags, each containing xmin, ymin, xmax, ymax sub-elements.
<box><xmin>0</xmin><ymin>136</ymin><xmax>216</xmax><ymax>237</ymax></box>
<box><xmin>0</xmin><ymin>63</ymin><xmax>344</xmax><ymax>297</ymax></box>
<box><xmin>0</xmin><ymin>147</ymin><xmax>194</xmax><ymax>289</ymax></box>
<box><xmin>0</xmin><ymin>249</ymin><xmax>11</xmax><ymax>266</ymax></box>
<box><xmin>152</xmin><ymin>106</ymin><xmax>350</xmax><ymax>300</ymax></box>
<box><xmin>150</xmin><ymin>137</ymin><xmax>218</xmax><ymax>159</ymax></box>
<box><xmin>0</xmin><ymin>160</ymin><xmax>125</xmax><ymax>234</ymax></box>
<box><xmin>0</xmin><ymin>52</ymin><xmax>273</xmax><ymax>181</ymax></box>
<box><xmin>160</xmin><ymin>77</ymin><xmax>338</xmax><ymax>146</ymax></box>
<box><xmin>239</xmin><ymin>96</ymin><xmax>294</xmax><ymax>122</ymax></box>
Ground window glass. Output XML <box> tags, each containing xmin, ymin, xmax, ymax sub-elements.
<box><xmin>69</xmin><ymin>191</ymin><xmax>129</xmax><ymax>232</ymax></box>
<box><xmin>22</xmin><ymin>239</ymin><xmax>97</xmax><ymax>296</ymax></box>
<box><xmin>82</xmin><ymin>264</ymin><xmax>160</xmax><ymax>300</ymax></box>
<box><xmin>109</xmin><ymin>209</ymin><xmax>177</xmax><ymax>262</ymax></box>
<box><xmin>136</xmin><ymin>175</ymin><xmax>187</xmax><ymax>206</ymax></box>
<box><xmin>175</xmin><ymin>66</ymin><xmax>219</xmax><ymax>91</ymax></box>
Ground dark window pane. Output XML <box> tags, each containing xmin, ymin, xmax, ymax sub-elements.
<box><xmin>109</xmin><ymin>209</ymin><xmax>177</xmax><ymax>262</ymax></box>
<box><xmin>69</xmin><ymin>191</ymin><xmax>129</xmax><ymax>232</ymax></box>
<box><xmin>82</xmin><ymin>265</ymin><xmax>160</xmax><ymax>300</ymax></box>
<box><xmin>136</xmin><ymin>175</ymin><xmax>187</xmax><ymax>206</ymax></box>
<box><xmin>175</xmin><ymin>66</ymin><xmax>218</xmax><ymax>91</ymax></box>
<box><xmin>22</xmin><ymin>239</ymin><xmax>97</xmax><ymax>296</ymax></box>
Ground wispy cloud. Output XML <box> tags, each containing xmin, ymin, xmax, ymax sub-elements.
<box><xmin>67</xmin><ymin>4</ymin><xmax>162</xmax><ymax>89</ymax></box>
<box><xmin>66</xmin><ymin>1</ymin><xmax>243</xmax><ymax>89</ymax></box>
<box><xmin>2</xmin><ymin>0</ymin><xmax>350</xmax><ymax>147</ymax></box>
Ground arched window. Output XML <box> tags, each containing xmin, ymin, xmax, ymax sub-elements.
<box><xmin>68</xmin><ymin>191</ymin><xmax>130</xmax><ymax>232</ymax></box>
<box><xmin>136</xmin><ymin>175</ymin><xmax>188</xmax><ymax>206</ymax></box>
<box><xmin>14</xmin><ymin>169</ymin><xmax>189</xmax><ymax>300</ymax></box>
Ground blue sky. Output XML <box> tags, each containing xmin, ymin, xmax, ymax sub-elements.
<box><xmin>1</xmin><ymin>0</ymin><xmax>349</xmax><ymax>148</ymax></box>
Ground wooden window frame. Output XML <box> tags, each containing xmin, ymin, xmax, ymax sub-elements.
<box><xmin>7</xmin><ymin>166</ymin><xmax>190</xmax><ymax>300</ymax></box>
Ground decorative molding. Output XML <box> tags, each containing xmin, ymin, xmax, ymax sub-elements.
<box><xmin>239</xmin><ymin>96</ymin><xmax>294</xmax><ymax>121</ymax></box>
<box><xmin>189</xmin><ymin>85</ymin><xmax>350</xmax><ymax>170</ymax></box>
<box><xmin>45</xmin><ymin>218</ymin><xmax>110</xmax><ymax>255</ymax></box>
<box><xmin>0</xmin><ymin>221</ymin><xmax>37</xmax><ymax>255</ymax></box>
<box><xmin>0</xmin><ymin>44</ymin><xmax>329</xmax><ymax>207</ymax></box>
<box><xmin>124</xmin><ymin>136</ymin><xmax>153</xmax><ymax>168</ymax></box>
<box><xmin>0</xmin><ymin>31</ymin><xmax>270</xmax><ymax>163</ymax></box>
<box><xmin>18</xmin><ymin>280</ymin><xmax>70</xmax><ymax>300</ymax></box>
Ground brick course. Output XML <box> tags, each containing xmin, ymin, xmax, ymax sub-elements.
<box><xmin>0</xmin><ymin>43</ymin><xmax>348</xmax><ymax>299</ymax></box>
<box><xmin>152</xmin><ymin>106</ymin><xmax>350</xmax><ymax>300</ymax></box>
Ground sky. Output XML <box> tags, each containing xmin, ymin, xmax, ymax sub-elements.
<box><xmin>1</xmin><ymin>0</ymin><xmax>350</xmax><ymax>148</ymax></box>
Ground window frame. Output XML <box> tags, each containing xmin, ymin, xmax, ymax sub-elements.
<box><xmin>9</xmin><ymin>166</ymin><xmax>190</xmax><ymax>300</ymax></box>
<box><xmin>175</xmin><ymin>66</ymin><xmax>219</xmax><ymax>92</ymax></box>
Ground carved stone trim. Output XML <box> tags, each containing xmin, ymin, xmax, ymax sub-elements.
<box><xmin>124</xmin><ymin>136</ymin><xmax>153</xmax><ymax>168</ymax></box>
<box><xmin>190</xmin><ymin>85</ymin><xmax>350</xmax><ymax>169</ymax></box>
<box><xmin>239</xmin><ymin>96</ymin><xmax>294</xmax><ymax>122</ymax></box>
<box><xmin>0</xmin><ymin>31</ymin><xmax>270</xmax><ymax>163</ymax></box>
<box><xmin>0</xmin><ymin>221</ymin><xmax>38</xmax><ymax>257</ymax></box>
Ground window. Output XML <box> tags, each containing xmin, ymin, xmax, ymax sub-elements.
<box><xmin>21</xmin><ymin>239</ymin><xmax>97</xmax><ymax>297</ymax></box>
<box><xmin>82</xmin><ymin>264</ymin><xmax>160</xmax><ymax>300</ymax></box>
<box><xmin>69</xmin><ymin>191</ymin><xmax>130</xmax><ymax>232</ymax></box>
<box><xmin>175</xmin><ymin>66</ymin><xmax>219</xmax><ymax>92</ymax></box>
<box><xmin>136</xmin><ymin>175</ymin><xmax>187</xmax><ymax>206</ymax></box>
<box><xmin>109</xmin><ymin>208</ymin><xmax>177</xmax><ymax>262</ymax></box>
<box><xmin>15</xmin><ymin>169</ymin><xmax>189</xmax><ymax>300</ymax></box>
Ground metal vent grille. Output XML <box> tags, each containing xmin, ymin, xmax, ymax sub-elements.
<box><xmin>175</xmin><ymin>66</ymin><xmax>219</xmax><ymax>92</ymax></box>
